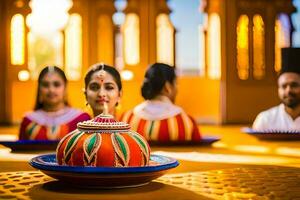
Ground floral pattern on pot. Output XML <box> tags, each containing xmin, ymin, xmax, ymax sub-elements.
<box><xmin>56</xmin><ymin>113</ymin><xmax>150</xmax><ymax>167</ymax></box>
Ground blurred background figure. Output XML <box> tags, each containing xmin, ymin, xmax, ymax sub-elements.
<box><xmin>120</xmin><ymin>63</ymin><xmax>202</xmax><ymax>142</ymax></box>
<box><xmin>253</xmin><ymin>48</ymin><xmax>300</xmax><ymax>131</ymax></box>
<box><xmin>84</xmin><ymin>63</ymin><xmax>122</xmax><ymax>117</ymax></box>
<box><xmin>2</xmin><ymin>0</ymin><xmax>298</xmax><ymax>126</ymax></box>
<box><xmin>19</xmin><ymin>66</ymin><xmax>90</xmax><ymax>140</ymax></box>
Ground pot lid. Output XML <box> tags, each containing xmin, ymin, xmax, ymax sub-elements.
<box><xmin>77</xmin><ymin>103</ymin><xmax>130</xmax><ymax>132</ymax></box>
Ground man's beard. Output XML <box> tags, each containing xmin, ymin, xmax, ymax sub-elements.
<box><xmin>282</xmin><ymin>95</ymin><xmax>300</xmax><ymax>109</ymax></box>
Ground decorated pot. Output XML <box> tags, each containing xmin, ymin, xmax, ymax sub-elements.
<box><xmin>56</xmin><ymin>113</ymin><xmax>151</xmax><ymax>167</ymax></box>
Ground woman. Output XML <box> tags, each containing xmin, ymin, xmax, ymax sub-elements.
<box><xmin>19</xmin><ymin>66</ymin><xmax>91</xmax><ymax>140</ymax></box>
<box><xmin>84</xmin><ymin>63</ymin><xmax>122</xmax><ymax>117</ymax></box>
<box><xmin>120</xmin><ymin>63</ymin><xmax>202</xmax><ymax>142</ymax></box>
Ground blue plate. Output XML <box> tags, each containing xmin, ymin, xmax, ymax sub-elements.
<box><xmin>242</xmin><ymin>127</ymin><xmax>300</xmax><ymax>140</ymax></box>
<box><xmin>30</xmin><ymin>154</ymin><xmax>179</xmax><ymax>188</ymax></box>
<box><xmin>148</xmin><ymin>136</ymin><xmax>220</xmax><ymax>146</ymax></box>
<box><xmin>0</xmin><ymin>140</ymin><xmax>59</xmax><ymax>151</ymax></box>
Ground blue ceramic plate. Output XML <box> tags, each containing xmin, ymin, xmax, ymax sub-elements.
<box><xmin>30</xmin><ymin>154</ymin><xmax>179</xmax><ymax>188</ymax></box>
<box><xmin>148</xmin><ymin>136</ymin><xmax>220</xmax><ymax>146</ymax></box>
<box><xmin>0</xmin><ymin>140</ymin><xmax>59</xmax><ymax>151</ymax></box>
<box><xmin>242</xmin><ymin>127</ymin><xmax>300</xmax><ymax>140</ymax></box>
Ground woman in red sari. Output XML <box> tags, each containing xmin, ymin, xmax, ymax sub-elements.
<box><xmin>120</xmin><ymin>63</ymin><xmax>202</xmax><ymax>142</ymax></box>
<box><xmin>19</xmin><ymin>66</ymin><xmax>90</xmax><ymax>140</ymax></box>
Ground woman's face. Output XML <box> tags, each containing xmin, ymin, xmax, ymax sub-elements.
<box><xmin>86</xmin><ymin>71</ymin><xmax>121</xmax><ymax>116</ymax></box>
<box><xmin>39</xmin><ymin>72</ymin><xmax>66</xmax><ymax>107</ymax></box>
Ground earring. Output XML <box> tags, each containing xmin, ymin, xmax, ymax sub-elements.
<box><xmin>63</xmin><ymin>93</ymin><xmax>68</xmax><ymax>105</ymax></box>
<box><xmin>115</xmin><ymin>101</ymin><xmax>121</xmax><ymax>111</ymax></box>
<box><xmin>84</xmin><ymin>101</ymin><xmax>93</xmax><ymax>117</ymax></box>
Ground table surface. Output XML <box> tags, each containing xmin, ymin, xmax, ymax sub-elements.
<box><xmin>1</xmin><ymin>125</ymin><xmax>300</xmax><ymax>200</ymax></box>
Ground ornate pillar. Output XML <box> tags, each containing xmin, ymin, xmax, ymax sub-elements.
<box><xmin>67</xmin><ymin>0</ymin><xmax>89</xmax><ymax>76</ymax></box>
<box><xmin>88</xmin><ymin>0</ymin><xmax>115</xmax><ymax>66</ymax></box>
<box><xmin>0</xmin><ymin>0</ymin><xmax>30</xmax><ymax>124</ymax></box>
<box><xmin>0</xmin><ymin>0</ymin><xmax>8</xmax><ymax>124</ymax></box>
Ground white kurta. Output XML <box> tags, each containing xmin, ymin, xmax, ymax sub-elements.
<box><xmin>133</xmin><ymin>96</ymin><xmax>182</xmax><ymax>121</ymax></box>
<box><xmin>252</xmin><ymin>104</ymin><xmax>300</xmax><ymax>131</ymax></box>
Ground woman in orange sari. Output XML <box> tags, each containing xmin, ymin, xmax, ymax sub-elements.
<box><xmin>120</xmin><ymin>63</ymin><xmax>202</xmax><ymax>142</ymax></box>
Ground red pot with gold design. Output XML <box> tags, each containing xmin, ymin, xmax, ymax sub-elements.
<box><xmin>56</xmin><ymin>112</ymin><xmax>150</xmax><ymax>167</ymax></box>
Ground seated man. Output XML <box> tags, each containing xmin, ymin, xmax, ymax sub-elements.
<box><xmin>253</xmin><ymin>48</ymin><xmax>300</xmax><ymax>131</ymax></box>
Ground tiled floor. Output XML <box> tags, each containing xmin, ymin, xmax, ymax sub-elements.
<box><xmin>1</xmin><ymin>124</ymin><xmax>300</xmax><ymax>199</ymax></box>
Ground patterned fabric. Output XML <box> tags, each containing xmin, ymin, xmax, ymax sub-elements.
<box><xmin>56</xmin><ymin>129</ymin><xmax>150</xmax><ymax>167</ymax></box>
<box><xmin>120</xmin><ymin>110</ymin><xmax>202</xmax><ymax>142</ymax></box>
<box><xmin>19</xmin><ymin>108</ymin><xmax>91</xmax><ymax>140</ymax></box>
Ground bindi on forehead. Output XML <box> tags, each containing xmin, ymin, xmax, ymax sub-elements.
<box><xmin>94</xmin><ymin>63</ymin><xmax>107</xmax><ymax>83</ymax></box>
<box><xmin>96</xmin><ymin>70</ymin><xmax>106</xmax><ymax>81</ymax></box>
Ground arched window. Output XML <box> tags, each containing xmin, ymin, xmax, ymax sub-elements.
<box><xmin>208</xmin><ymin>13</ymin><xmax>221</xmax><ymax>79</ymax></box>
<box><xmin>26</xmin><ymin>0</ymin><xmax>72</xmax><ymax>79</ymax></box>
<box><xmin>65</xmin><ymin>13</ymin><xmax>82</xmax><ymax>80</ymax></box>
<box><xmin>11</xmin><ymin>14</ymin><xmax>25</xmax><ymax>65</ymax></box>
<box><xmin>123</xmin><ymin>13</ymin><xmax>140</xmax><ymax>65</ymax></box>
<box><xmin>27</xmin><ymin>31</ymin><xmax>64</xmax><ymax>79</ymax></box>
<box><xmin>275</xmin><ymin>14</ymin><xmax>291</xmax><ymax>72</ymax></box>
<box><xmin>253</xmin><ymin>14</ymin><xmax>265</xmax><ymax>79</ymax></box>
<box><xmin>236</xmin><ymin>15</ymin><xmax>249</xmax><ymax>80</ymax></box>
<box><xmin>156</xmin><ymin>13</ymin><xmax>174</xmax><ymax>66</ymax></box>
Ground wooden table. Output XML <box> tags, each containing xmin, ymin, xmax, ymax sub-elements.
<box><xmin>0</xmin><ymin>126</ymin><xmax>300</xmax><ymax>200</ymax></box>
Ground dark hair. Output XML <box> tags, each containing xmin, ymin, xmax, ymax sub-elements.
<box><xmin>279</xmin><ymin>48</ymin><xmax>300</xmax><ymax>76</ymax></box>
<box><xmin>34</xmin><ymin>66</ymin><xmax>68</xmax><ymax>110</ymax></box>
<box><xmin>141</xmin><ymin>63</ymin><xmax>176</xmax><ymax>100</ymax></box>
<box><xmin>84</xmin><ymin>63</ymin><xmax>122</xmax><ymax>91</ymax></box>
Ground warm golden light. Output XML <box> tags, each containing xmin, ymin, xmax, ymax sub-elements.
<box><xmin>0</xmin><ymin>134</ymin><xmax>18</xmax><ymax>141</ymax></box>
<box><xmin>237</xmin><ymin>15</ymin><xmax>249</xmax><ymax>80</ymax></box>
<box><xmin>156</xmin><ymin>14</ymin><xmax>174</xmax><ymax>66</ymax></box>
<box><xmin>11</xmin><ymin>14</ymin><xmax>25</xmax><ymax>65</ymax></box>
<box><xmin>26</xmin><ymin>0</ymin><xmax>71</xmax><ymax>79</ymax></box>
<box><xmin>123</xmin><ymin>13</ymin><xmax>140</xmax><ymax>65</ymax></box>
<box><xmin>154</xmin><ymin>151</ymin><xmax>296</xmax><ymax>166</ymax></box>
<box><xmin>18</xmin><ymin>70</ymin><xmax>30</xmax><ymax>81</ymax></box>
<box><xmin>276</xmin><ymin>147</ymin><xmax>300</xmax><ymax>157</ymax></box>
<box><xmin>207</xmin><ymin>13</ymin><xmax>221</xmax><ymax>79</ymax></box>
<box><xmin>275</xmin><ymin>20</ymin><xmax>282</xmax><ymax>73</ymax></box>
<box><xmin>121</xmin><ymin>70</ymin><xmax>134</xmax><ymax>81</ymax></box>
<box><xmin>65</xmin><ymin>14</ymin><xmax>82</xmax><ymax>81</ymax></box>
<box><xmin>233</xmin><ymin>145</ymin><xmax>270</xmax><ymax>154</ymax></box>
<box><xmin>26</xmin><ymin>0</ymin><xmax>72</xmax><ymax>35</ymax></box>
<box><xmin>0</xmin><ymin>151</ymin><xmax>39</xmax><ymax>161</ymax></box>
<box><xmin>275</xmin><ymin>14</ymin><xmax>290</xmax><ymax>72</ymax></box>
<box><xmin>27</xmin><ymin>32</ymin><xmax>64</xmax><ymax>79</ymax></box>
<box><xmin>253</xmin><ymin>15</ymin><xmax>265</xmax><ymax>79</ymax></box>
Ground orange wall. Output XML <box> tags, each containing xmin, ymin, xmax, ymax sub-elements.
<box><xmin>12</xmin><ymin>81</ymin><xmax>88</xmax><ymax>122</ymax></box>
<box><xmin>176</xmin><ymin>77</ymin><xmax>220</xmax><ymax>124</ymax></box>
<box><xmin>12</xmin><ymin>82</ymin><xmax>36</xmax><ymax>123</ymax></box>
<box><xmin>12</xmin><ymin>77</ymin><xmax>221</xmax><ymax>124</ymax></box>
